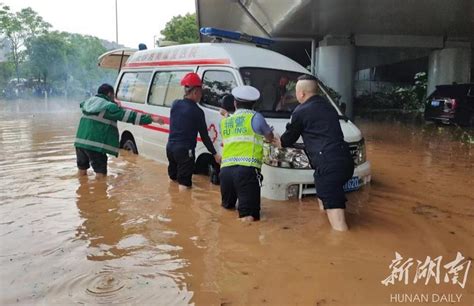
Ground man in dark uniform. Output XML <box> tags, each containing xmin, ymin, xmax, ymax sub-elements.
<box><xmin>167</xmin><ymin>72</ymin><xmax>221</xmax><ymax>190</ymax></box>
<box><xmin>277</xmin><ymin>75</ymin><xmax>354</xmax><ymax>231</ymax></box>
<box><xmin>220</xmin><ymin>86</ymin><xmax>275</xmax><ymax>222</ymax></box>
<box><xmin>219</xmin><ymin>94</ymin><xmax>236</xmax><ymax>117</ymax></box>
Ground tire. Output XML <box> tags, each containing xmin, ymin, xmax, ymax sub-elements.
<box><xmin>194</xmin><ymin>153</ymin><xmax>220</xmax><ymax>185</ymax></box>
<box><xmin>194</xmin><ymin>154</ymin><xmax>212</xmax><ymax>174</ymax></box>
<box><xmin>122</xmin><ymin>138</ymin><xmax>138</xmax><ymax>154</ymax></box>
<box><xmin>209</xmin><ymin>162</ymin><xmax>220</xmax><ymax>185</ymax></box>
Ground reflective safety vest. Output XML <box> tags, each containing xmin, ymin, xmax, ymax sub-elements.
<box><xmin>74</xmin><ymin>95</ymin><xmax>152</xmax><ymax>156</ymax></box>
<box><xmin>220</xmin><ymin>109</ymin><xmax>264</xmax><ymax>169</ymax></box>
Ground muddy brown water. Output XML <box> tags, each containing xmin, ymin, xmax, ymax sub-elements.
<box><xmin>1</xmin><ymin>100</ymin><xmax>473</xmax><ymax>305</ymax></box>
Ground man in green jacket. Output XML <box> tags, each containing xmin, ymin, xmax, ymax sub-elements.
<box><xmin>74</xmin><ymin>83</ymin><xmax>162</xmax><ymax>178</ymax></box>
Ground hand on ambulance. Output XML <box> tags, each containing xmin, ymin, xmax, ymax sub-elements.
<box><xmin>151</xmin><ymin>115</ymin><xmax>165</xmax><ymax>125</ymax></box>
<box><xmin>219</xmin><ymin>109</ymin><xmax>229</xmax><ymax>117</ymax></box>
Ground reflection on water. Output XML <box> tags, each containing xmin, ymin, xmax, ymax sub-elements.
<box><xmin>355</xmin><ymin>111</ymin><xmax>474</xmax><ymax>144</ymax></box>
<box><xmin>76</xmin><ymin>180</ymin><xmax>129</xmax><ymax>261</ymax></box>
<box><xmin>1</xmin><ymin>100</ymin><xmax>473</xmax><ymax>305</ymax></box>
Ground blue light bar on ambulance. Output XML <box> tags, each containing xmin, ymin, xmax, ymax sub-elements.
<box><xmin>200</xmin><ymin>27</ymin><xmax>275</xmax><ymax>46</ymax></box>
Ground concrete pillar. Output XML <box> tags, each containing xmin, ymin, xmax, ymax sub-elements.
<box><xmin>315</xmin><ymin>36</ymin><xmax>355</xmax><ymax>117</ymax></box>
<box><xmin>427</xmin><ymin>42</ymin><xmax>471</xmax><ymax>96</ymax></box>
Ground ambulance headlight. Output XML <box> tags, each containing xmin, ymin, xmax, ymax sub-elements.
<box><xmin>357</xmin><ymin>140</ymin><xmax>366</xmax><ymax>165</ymax></box>
<box><xmin>349</xmin><ymin>139</ymin><xmax>366</xmax><ymax>166</ymax></box>
<box><xmin>263</xmin><ymin>144</ymin><xmax>311</xmax><ymax>169</ymax></box>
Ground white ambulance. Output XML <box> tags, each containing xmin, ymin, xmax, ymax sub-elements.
<box><xmin>98</xmin><ymin>29</ymin><xmax>371</xmax><ymax>200</ymax></box>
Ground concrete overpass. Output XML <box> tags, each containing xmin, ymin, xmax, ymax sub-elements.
<box><xmin>196</xmin><ymin>0</ymin><xmax>474</xmax><ymax>116</ymax></box>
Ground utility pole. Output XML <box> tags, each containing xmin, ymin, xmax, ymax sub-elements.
<box><xmin>115</xmin><ymin>0</ymin><xmax>119</xmax><ymax>44</ymax></box>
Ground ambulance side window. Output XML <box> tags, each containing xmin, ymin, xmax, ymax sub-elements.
<box><xmin>149</xmin><ymin>70</ymin><xmax>191</xmax><ymax>107</ymax></box>
<box><xmin>163</xmin><ymin>71</ymin><xmax>191</xmax><ymax>107</ymax></box>
<box><xmin>116</xmin><ymin>71</ymin><xmax>151</xmax><ymax>104</ymax></box>
<box><xmin>201</xmin><ymin>70</ymin><xmax>236</xmax><ymax>107</ymax></box>
<box><xmin>149</xmin><ymin>72</ymin><xmax>169</xmax><ymax>106</ymax></box>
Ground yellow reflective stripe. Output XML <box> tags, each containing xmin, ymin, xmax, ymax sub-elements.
<box><xmin>135</xmin><ymin>113</ymin><xmax>142</xmax><ymax>125</ymax></box>
<box><xmin>82</xmin><ymin>114</ymin><xmax>117</xmax><ymax>127</ymax></box>
<box><xmin>122</xmin><ymin>109</ymin><xmax>131</xmax><ymax>122</ymax></box>
<box><xmin>75</xmin><ymin>138</ymin><xmax>119</xmax><ymax>153</ymax></box>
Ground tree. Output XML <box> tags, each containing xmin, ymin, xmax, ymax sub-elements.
<box><xmin>1</xmin><ymin>4</ymin><xmax>115</xmax><ymax>98</ymax></box>
<box><xmin>160</xmin><ymin>13</ymin><xmax>199</xmax><ymax>44</ymax></box>
<box><xmin>27</xmin><ymin>31</ymin><xmax>115</xmax><ymax>96</ymax></box>
<box><xmin>0</xmin><ymin>61</ymin><xmax>14</xmax><ymax>93</ymax></box>
<box><xmin>27</xmin><ymin>32</ymin><xmax>69</xmax><ymax>86</ymax></box>
<box><xmin>65</xmin><ymin>33</ymin><xmax>112</xmax><ymax>95</ymax></box>
<box><xmin>0</xmin><ymin>5</ymin><xmax>51</xmax><ymax>82</ymax></box>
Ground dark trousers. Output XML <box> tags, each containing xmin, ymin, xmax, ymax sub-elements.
<box><xmin>220</xmin><ymin>165</ymin><xmax>261</xmax><ymax>220</ymax></box>
<box><xmin>314</xmin><ymin>156</ymin><xmax>354</xmax><ymax>210</ymax></box>
<box><xmin>167</xmin><ymin>148</ymin><xmax>195</xmax><ymax>187</ymax></box>
<box><xmin>76</xmin><ymin>147</ymin><xmax>108</xmax><ymax>174</ymax></box>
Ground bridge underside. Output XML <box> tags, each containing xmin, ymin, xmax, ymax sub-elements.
<box><xmin>197</xmin><ymin>0</ymin><xmax>474</xmax><ymax>116</ymax></box>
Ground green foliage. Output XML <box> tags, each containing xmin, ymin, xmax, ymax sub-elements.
<box><xmin>27</xmin><ymin>32</ymin><xmax>68</xmax><ymax>83</ymax></box>
<box><xmin>0</xmin><ymin>4</ymin><xmax>115</xmax><ymax>98</ymax></box>
<box><xmin>0</xmin><ymin>5</ymin><xmax>51</xmax><ymax>81</ymax></box>
<box><xmin>356</xmin><ymin>72</ymin><xmax>428</xmax><ymax>111</ymax></box>
<box><xmin>60</xmin><ymin>33</ymin><xmax>113</xmax><ymax>95</ymax></box>
<box><xmin>0</xmin><ymin>61</ymin><xmax>14</xmax><ymax>89</ymax></box>
<box><xmin>160</xmin><ymin>13</ymin><xmax>199</xmax><ymax>44</ymax></box>
<box><xmin>413</xmin><ymin>71</ymin><xmax>427</xmax><ymax>102</ymax></box>
<box><xmin>26</xmin><ymin>31</ymin><xmax>115</xmax><ymax>96</ymax></box>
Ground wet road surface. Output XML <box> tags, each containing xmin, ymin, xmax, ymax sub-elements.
<box><xmin>0</xmin><ymin>100</ymin><xmax>473</xmax><ymax>305</ymax></box>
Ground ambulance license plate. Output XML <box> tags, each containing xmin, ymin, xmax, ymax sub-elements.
<box><xmin>343</xmin><ymin>176</ymin><xmax>360</xmax><ymax>192</ymax></box>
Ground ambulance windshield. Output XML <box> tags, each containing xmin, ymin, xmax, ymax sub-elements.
<box><xmin>240</xmin><ymin>68</ymin><xmax>310</xmax><ymax>118</ymax></box>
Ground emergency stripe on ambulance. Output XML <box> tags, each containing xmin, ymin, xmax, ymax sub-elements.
<box><xmin>124</xmin><ymin>58</ymin><xmax>230</xmax><ymax>68</ymax></box>
<box><xmin>116</xmin><ymin>102</ymin><xmax>216</xmax><ymax>143</ymax></box>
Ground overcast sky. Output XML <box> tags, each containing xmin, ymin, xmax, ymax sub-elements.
<box><xmin>3</xmin><ymin>0</ymin><xmax>196</xmax><ymax>48</ymax></box>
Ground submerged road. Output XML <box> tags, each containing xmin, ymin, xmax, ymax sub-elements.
<box><xmin>0</xmin><ymin>99</ymin><xmax>472</xmax><ymax>305</ymax></box>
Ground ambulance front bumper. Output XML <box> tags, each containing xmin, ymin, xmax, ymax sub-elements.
<box><xmin>261</xmin><ymin>161</ymin><xmax>371</xmax><ymax>201</ymax></box>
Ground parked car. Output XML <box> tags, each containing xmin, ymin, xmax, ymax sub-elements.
<box><xmin>424</xmin><ymin>84</ymin><xmax>474</xmax><ymax>126</ymax></box>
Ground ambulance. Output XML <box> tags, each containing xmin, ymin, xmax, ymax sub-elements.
<box><xmin>98</xmin><ymin>28</ymin><xmax>371</xmax><ymax>200</ymax></box>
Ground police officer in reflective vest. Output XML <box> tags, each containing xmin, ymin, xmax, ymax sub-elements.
<box><xmin>278</xmin><ymin>75</ymin><xmax>354</xmax><ymax>231</ymax></box>
<box><xmin>219</xmin><ymin>86</ymin><xmax>275</xmax><ymax>222</ymax></box>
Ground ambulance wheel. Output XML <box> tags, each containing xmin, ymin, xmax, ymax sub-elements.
<box><xmin>123</xmin><ymin>139</ymin><xmax>137</xmax><ymax>154</ymax></box>
<box><xmin>208</xmin><ymin>163</ymin><xmax>220</xmax><ymax>185</ymax></box>
<box><xmin>121</xmin><ymin>134</ymin><xmax>138</xmax><ymax>154</ymax></box>
<box><xmin>194</xmin><ymin>154</ymin><xmax>212</xmax><ymax>174</ymax></box>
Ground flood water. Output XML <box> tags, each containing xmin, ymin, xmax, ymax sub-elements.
<box><xmin>1</xmin><ymin>99</ymin><xmax>473</xmax><ymax>305</ymax></box>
